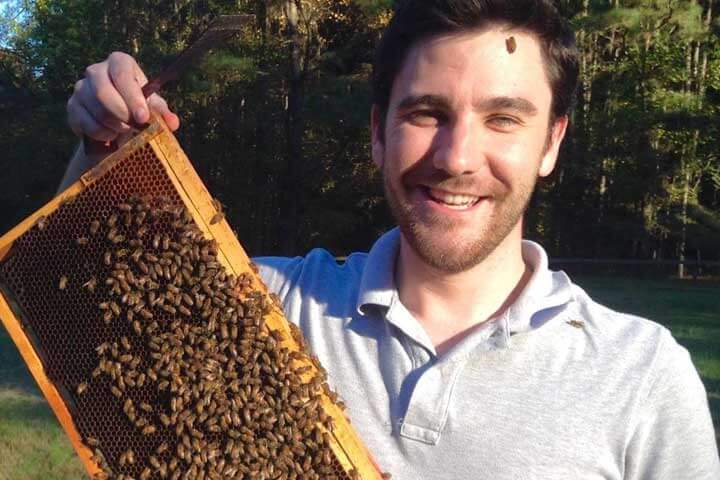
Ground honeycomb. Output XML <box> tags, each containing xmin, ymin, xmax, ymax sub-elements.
<box><xmin>0</xmin><ymin>139</ymin><xmax>368</xmax><ymax>479</ymax></box>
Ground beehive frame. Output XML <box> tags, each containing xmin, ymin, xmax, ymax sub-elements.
<box><xmin>0</xmin><ymin>114</ymin><xmax>382</xmax><ymax>479</ymax></box>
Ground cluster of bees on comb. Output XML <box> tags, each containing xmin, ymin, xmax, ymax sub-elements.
<box><xmin>57</xmin><ymin>196</ymin><xmax>363</xmax><ymax>480</ymax></box>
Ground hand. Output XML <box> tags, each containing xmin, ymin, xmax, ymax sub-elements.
<box><xmin>67</xmin><ymin>51</ymin><xmax>180</xmax><ymax>143</ymax></box>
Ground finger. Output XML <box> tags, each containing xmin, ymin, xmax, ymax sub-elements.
<box><xmin>80</xmin><ymin>62</ymin><xmax>134</xmax><ymax>133</ymax></box>
<box><xmin>107</xmin><ymin>52</ymin><xmax>150</xmax><ymax>125</ymax></box>
<box><xmin>68</xmin><ymin>94</ymin><xmax>121</xmax><ymax>139</ymax></box>
<box><xmin>67</xmin><ymin>90</ymin><xmax>86</xmax><ymax>137</ymax></box>
<box><xmin>69</xmin><ymin>101</ymin><xmax>118</xmax><ymax>142</ymax></box>
<box><xmin>148</xmin><ymin>94</ymin><xmax>180</xmax><ymax>131</ymax></box>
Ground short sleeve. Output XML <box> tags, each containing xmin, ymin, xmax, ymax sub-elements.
<box><xmin>624</xmin><ymin>330</ymin><xmax>720</xmax><ymax>479</ymax></box>
<box><xmin>252</xmin><ymin>256</ymin><xmax>305</xmax><ymax>300</ymax></box>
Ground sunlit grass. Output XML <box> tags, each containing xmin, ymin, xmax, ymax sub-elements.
<box><xmin>0</xmin><ymin>389</ymin><xmax>85</xmax><ymax>479</ymax></box>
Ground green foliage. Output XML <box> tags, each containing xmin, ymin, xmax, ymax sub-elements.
<box><xmin>0</xmin><ymin>0</ymin><xmax>717</xmax><ymax>263</ymax></box>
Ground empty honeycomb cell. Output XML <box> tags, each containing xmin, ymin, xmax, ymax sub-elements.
<box><xmin>0</xmin><ymin>141</ymin><xmax>361</xmax><ymax>480</ymax></box>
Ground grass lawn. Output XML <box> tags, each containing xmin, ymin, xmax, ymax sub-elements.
<box><xmin>0</xmin><ymin>275</ymin><xmax>717</xmax><ymax>478</ymax></box>
<box><xmin>0</xmin><ymin>329</ymin><xmax>85</xmax><ymax>479</ymax></box>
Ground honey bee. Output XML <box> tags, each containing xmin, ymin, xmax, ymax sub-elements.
<box><xmin>82</xmin><ymin>277</ymin><xmax>97</xmax><ymax>292</ymax></box>
<box><xmin>210</xmin><ymin>212</ymin><xmax>225</xmax><ymax>225</ymax></box>
<box><xmin>36</xmin><ymin>215</ymin><xmax>48</xmax><ymax>231</ymax></box>
<box><xmin>76</xmin><ymin>381</ymin><xmax>88</xmax><ymax>395</ymax></box>
<box><xmin>505</xmin><ymin>36</ymin><xmax>516</xmax><ymax>54</ymax></box>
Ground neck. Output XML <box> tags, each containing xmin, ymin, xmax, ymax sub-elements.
<box><xmin>395</xmin><ymin>224</ymin><xmax>531</xmax><ymax>354</ymax></box>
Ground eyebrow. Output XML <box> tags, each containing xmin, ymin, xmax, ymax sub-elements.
<box><xmin>395</xmin><ymin>94</ymin><xmax>539</xmax><ymax>116</ymax></box>
<box><xmin>396</xmin><ymin>94</ymin><xmax>451</xmax><ymax>112</ymax></box>
<box><xmin>476</xmin><ymin>96</ymin><xmax>539</xmax><ymax>116</ymax></box>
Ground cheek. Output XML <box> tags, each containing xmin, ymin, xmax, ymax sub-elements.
<box><xmin>485</xmin><ymin>135</ymin><xmax>544</xmax><ymax>184</ymax></box>
<box><xmin>385</xmin><ymin>126</ymin><xmax>436</xmax><ymax>172</ymax></box>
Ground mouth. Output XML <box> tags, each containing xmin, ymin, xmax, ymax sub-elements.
<box><xmin>422</xmin><ymin>186</ymin><xmax>484</xmax><ymax>210</ymax></box>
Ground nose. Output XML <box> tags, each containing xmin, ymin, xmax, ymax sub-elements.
<box><xmin>432</xmin><ymin>113</ymin><xmax>483</xmax><ymax>176</ymax></box>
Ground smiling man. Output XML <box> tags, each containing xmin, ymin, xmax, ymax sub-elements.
<box><xmin>62</xmin><ymin>0</ymin><xmax>719</xmax><ymax>478</ymax></box>
<box><xmin>372</xmin><ymin>25</ymin><xmax>569</xmax><ymax>354</ymax></box>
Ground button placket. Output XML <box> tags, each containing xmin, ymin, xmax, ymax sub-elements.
<box><xmin>399</xmin><ymin>358</ymin><xmax>466</xmax><ymax>445</ymax></box>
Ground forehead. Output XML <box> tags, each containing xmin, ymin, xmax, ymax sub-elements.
<box><xmin>390</xmin><ymin>28</ymin><xmax>553</xmax><ymax>112</ymax></box>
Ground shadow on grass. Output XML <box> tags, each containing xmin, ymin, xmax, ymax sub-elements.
<box><xmin>0</xmin><ymin>328</ymin><xmax>42</xmax><ymax>396</ymax></box>
<box><xmin>676</xmin><ymin>337</ymin><xmax>720</xmax><ymax>365</ymax></box>
<box><xmin>0</xmin><ymin>390</ymin><xmax>55</xmax><ymax>425</ymax></box>
<box><xmin>703</xmin><ymin>377</ymin><xmax>720</xmax><ymax>396</ymax></box>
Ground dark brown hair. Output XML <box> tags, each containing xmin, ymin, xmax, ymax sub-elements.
<box><xmin>372</xmin><ymin>0</ymin><xmax>579</xmax><ymax>129</ymax></box>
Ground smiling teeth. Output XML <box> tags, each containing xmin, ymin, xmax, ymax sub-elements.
<box><xmin>429</xmin><ymin>188</ymin><xmax>480</xmax><ymax>207</ymax></box>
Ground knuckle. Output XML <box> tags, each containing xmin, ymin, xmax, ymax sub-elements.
<box><xmin>84</xmin><ymin>63</ymin><xmax>101</xmax><ymax>78</ymax></box>
<box><xmin>149</xmin><ymin>95</ymin><xmax>167</xmax><ymax>109</ymax></box>
<box><xmin>108</xmin><ymin>51</ymin><xmax>130</xmax><ymax>63</ymax></box>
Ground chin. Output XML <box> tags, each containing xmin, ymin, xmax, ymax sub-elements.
<box><xmin>401</xmin><ymin>223</ymin><xmax>498</xmax><ymax>273</ymax></box>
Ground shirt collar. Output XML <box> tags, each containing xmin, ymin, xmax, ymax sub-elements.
<box><xmin>356</xmin><ymin>228</ymin><xmax>574</xmax><ymax>334</ymax></box>
<box><xmin>356</xmin><ymin>228</ymin><xmax>400</xmax><ymax>316</ymax></box>
<box><xmin>505</xmin><ymin>240</ymin><xmax>574</xmax><ymax>334</ymax></box>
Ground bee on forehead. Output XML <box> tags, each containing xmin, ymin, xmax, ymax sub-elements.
<box><xmin>506</xmin><ymin>36</ymin><xmax>516</xmax><ymax>53</ymax></box>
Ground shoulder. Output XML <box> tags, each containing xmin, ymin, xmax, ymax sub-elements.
<box><xmin>569</xmin><ymin>282</ymin><xmax>671</xmax><ymax>346</ymax></box>
<box><xmin>253</xmin><ymin>248</ymin><xmax>368</xmax><ymax>302</ymax></box>
<box><xmin>566</xmin><ymin>282</ymin><xmax>700</xmax><ymax>392</ymax></box>
<box><xmin>567</xmin><ymin>283</ymin><xmax>720</xmax><ymax>477</ymax></box>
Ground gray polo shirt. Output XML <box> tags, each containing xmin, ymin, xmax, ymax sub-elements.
<box><xmin>256</xmin><ymin>228</ymin><xmax>720</xmax><ymax>479</ymax></box>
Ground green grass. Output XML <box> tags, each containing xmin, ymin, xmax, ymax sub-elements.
<box><xmin>0</xmin><ymin>276</ymin><xmax>717</xmax><ymax>478</ymax></box>
<box><xmin>0</xmin><ymin>323</ymin><xmax>86</xmax><ymax>479</ymax></box>
<box><xmin>0</xmin><ymin>389</ymin><xmax>85</xmax><ymax>479</ymax></box>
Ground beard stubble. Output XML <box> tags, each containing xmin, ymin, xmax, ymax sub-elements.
<box><xmin>382</xmin><ymin>161</ymin><xmax>537</xmax><ymax>274</ymax></box>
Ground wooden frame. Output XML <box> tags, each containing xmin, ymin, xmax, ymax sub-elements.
<box><xmin>0</xmin><ymin>114</ymin><xmax>383</xmax><ymax>479</ymax></box>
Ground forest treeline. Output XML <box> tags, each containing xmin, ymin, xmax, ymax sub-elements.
<box><xmin>1</xmin><ymin>0</ymin><xmax>719</xmax><ymax>273</ymax></box>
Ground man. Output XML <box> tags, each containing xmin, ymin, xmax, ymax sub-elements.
<box><xmin>63</xmin><ymin>0</ymin><xmax>719</xmax><ymax>478</ymax></box>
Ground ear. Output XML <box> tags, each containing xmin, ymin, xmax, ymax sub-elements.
<box><xmin>370</xmin><ymin>104</ymin><xmax>385</xmax><ymax>169</ymax></box>
<box><xmin>538</xmin><ymin>115</ymin><xmax>568</xmax><ymax>177</ymax></box>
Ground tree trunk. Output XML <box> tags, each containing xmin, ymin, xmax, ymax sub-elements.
<box><xmin>678</xmin><ymin>163</ymin><xmax>689</xmax><ymax>279</ymax></box>
<box><xmin>684</xmin><ymin>42</ymin><xmax>693</xmax><ymax>93</ymax></box>
<box><xmin>280</xmin><ymin>0</ymin><xmax>305</xmax><ymax>255</ymax></box>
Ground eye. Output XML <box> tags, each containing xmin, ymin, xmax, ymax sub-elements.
<box><xmin>406</xmin><ymin>110</ymin><xmax>446</xmax><ymax>127</ymax></box>
<box><xmin>487</xmin><ymin>115</ymin><xmax>520</xmax><ymax>130</ymax></box>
